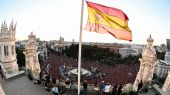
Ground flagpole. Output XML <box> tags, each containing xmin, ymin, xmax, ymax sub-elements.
<box><xmin>78</xmin><ymin>0</ymin><xmax>84</xmax><ymax>95</ymax></box>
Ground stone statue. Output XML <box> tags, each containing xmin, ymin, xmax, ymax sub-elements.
<box><xmin>162</xmin><ymin>71</ymin><xmax>170</xmax><ymax>92</ymax></box>
<box><xmin>133</xmin><ymin>35</ymin><xmax>157</xmax><ymax>91</ymax></box>
<box><xmin>24</xmin><ymin>32</ymin><xmax>41</xmax><ymax>80</ymax></box>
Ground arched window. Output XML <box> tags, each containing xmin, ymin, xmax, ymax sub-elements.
<box><xmin>6</xmin><ymin>45</ymin><xmax>8</xmax><ymax>56</ymax></box>
<box><xmin>11</xmin><ymin>45</ymin><xmax>14</xmax><ymax>55</ymax></box>
<box><xmin>4</xmin><ymin>46</ymin><xmax>6</xmax><ymax>56</ymax></box>
<box><xmin>4</xmin><ymin>45</ymin><xmax>9</xmax><ymax>56</ymax></box>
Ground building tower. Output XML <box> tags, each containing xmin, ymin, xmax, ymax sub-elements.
<box><xmin>0</xmin><ymin>20</ymin><xmax>19</xmax><ymax>76</ymax></box>
<box><xmin>24</xmin><ymin>32</ymin><xmax>41</xmax><ymax>80</ymax></box>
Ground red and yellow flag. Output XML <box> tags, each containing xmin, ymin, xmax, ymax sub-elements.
<box><xmin>85</xmin><ymin>1</ymin><xmax>132</xmax><ymax>41</ymax></box>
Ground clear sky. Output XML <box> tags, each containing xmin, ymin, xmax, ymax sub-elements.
<box><xmin>0</xmin><ymin>0</ymin><xmax>170</xmax><ymax>45</ymax></box>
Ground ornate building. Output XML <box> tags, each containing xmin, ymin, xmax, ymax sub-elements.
<box><xmin>133</xmin><ymin>35</ymin><xmax>157</xmax><ymax>91</ymax></box>
<box><xmin>24</xmin><ymin>32</ymin><xmax>41</xmax><ymax>80</ymax></box>
<box><xmin>155</xmin><ymin>60</ymin><xmax>170</xmax><ymax>78</ymax></box>
<box><xmin>162</xmin><ymin>39</ymin><xmax>170</xmax><ymax>92</ymax></box>
<box><xmin>155</xmin><ymin>39</ymin><xmax>170</xmax><ymax>79</ymax></box>
<box><xmin>50</xmin><ymin>36</ymin><xmax>70</xmax><ymax>53</ymax></box>
<box><xmin>0</xmin><ymin>21</ymin><xmax>19</xmax><ymax>76</ymax></box>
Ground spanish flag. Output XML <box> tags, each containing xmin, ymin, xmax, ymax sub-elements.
<box><xmin>85</xmin><ymin>1</ymin><xmax>132</xmax><ymax>41</ymax></box>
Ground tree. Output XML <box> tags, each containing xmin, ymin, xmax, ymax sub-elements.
<box><xmin>156</xmin><ymin>51</ymin><xmax>165</xmax><ymax>60</ymax></box>
<box><xmin>63</xmin><ymin>44</ymin><xmax>140</xmax><ymax>65</ymax></box>
<box><xmin>16</xmin><ymin>47</ymin><xmax>25</xmax><ymax>67</ymax></box>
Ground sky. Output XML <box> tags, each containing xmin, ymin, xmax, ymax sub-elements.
<box><xmin>0</xmin><ymin>0</ymin><xmax>170</xmax><ymax>45</ymax></box>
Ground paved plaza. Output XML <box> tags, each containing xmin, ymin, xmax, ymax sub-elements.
<box><xmin>0</xmin><ymin>74</ymin><xmax>158</xmax><ymax>95</ymax></box>
<box><xmin>0</xmin><ymin>75</ymin><xmax>49</xmax><ymax>95</ymax></box>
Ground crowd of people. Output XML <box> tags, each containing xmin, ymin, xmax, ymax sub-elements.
<box><xmin>98</xmin><ymin>81</ymin><xmax>123</xmax><ymax>95</ymax></box>
<box><xmin>41</xmin><ymin>53</ymin><xmax>139</xmax><ymax>85</ymax></box>
<box><xmin>36</xmin><ymin>52</ymin><xmax>140</xmax><ymax>94</ymax></box>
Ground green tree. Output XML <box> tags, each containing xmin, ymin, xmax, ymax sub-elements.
<box><xmin>156</xmin><ymin>51</ymin><xmax>165</xmax><ymax>60</ymax></box>
<box><xmin>16</xmin><ymin>47</ymin><xmax>25</xmax><ymax>67</ymax></box>
<box><xmin>63</xmin><ymin>44</ymin><xmax>140</xmax><ymax>65</ymax></box>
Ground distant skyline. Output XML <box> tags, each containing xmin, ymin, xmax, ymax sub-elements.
<box><xmin>0</xmin><ymin>0</ymin><xmax>170</xmax><ymax>45</ymax></box>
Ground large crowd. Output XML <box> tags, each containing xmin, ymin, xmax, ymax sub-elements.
<box><xmin>37</xmin><ymin>53</ymin><xmax>139</xmax><ymax>95</ymax></box>
<box><xmin>41</xmin><ymin>52</ymin><xmax>139</xmax><ymax>86</ymax></box>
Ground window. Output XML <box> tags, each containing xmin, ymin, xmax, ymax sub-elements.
<box><xmin>4</xmin><ymin>46</ymin><xmax>6</xmax><ymax>56</ymax></box>
<box><xmin>6</xmin><ymin>45</ymin><xmax>8</xmax><ymax>56</ymax></box>
<box><xmin>4</xmin><ymin>45</ymin><xmax>9</xmax><ymax>56</ymax></box>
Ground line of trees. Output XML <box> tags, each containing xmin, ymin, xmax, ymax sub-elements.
<box><xmin>63</xmin><ymin>44</ymin><xmax>140</xmax><ymax>65</ymax></box>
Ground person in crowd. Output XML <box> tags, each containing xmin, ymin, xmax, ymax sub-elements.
<box><xmin>61</xmin><ymin>64</ymin><xmax>66</xmax><ymax>71</ymax></box>
<box><xmin>41</xmin><ymin>73</ymin><xmax>46</xmax><ymax>87</ymax></box>
<box><xmin>46</xmin><ymin>64</ymin><xmax>50</xmax><ymax>74</ymax></box>
<box><xmin>90</xmin><ymin>66</ymin><xmax>94</xmax><ymax>71</ymax></box>
<box><xmin>112</xmin><ymin>83</ymin><xmax>117</xmax><ymax>95</ymax></box>
<box><xmin>99</xmin><ymin>81</ymin><xmax>105</xmax><ymax>95</ymax></box>
<box><xmin>52</xmin><ymin>76</ymin><xmax>56</xmax><ymax>86</ymax></box>
<box><xmin>45</xmin><ymin>74</ymin><xmax>51</xmax><ymax>89</ymax></box>
<box><xmin>58</xmin><ymin>75</ymin><xmax>61</xmax><ymax>84</ymax></box>
<box><xmin>83</xmin><ymin>80</ymin><xmax>88</xmax><ymax>95</ymax></box>
<box><xmin>94</xmin><ymin>80</ymin><xmax>99</xmax><ymax>91</ymax></box>
<box><xmin>116</xmin><ymin>84</ymin><xmax>123</xmax><ymax>95</ymax></box>
<box><xmin>65</xmin><ymin>78</ymin><xmax>71</xmax><ymax>95</ymax></box>
<box><xmin>137</xmin><ymin>80</ymin><xmax>143</xmax><ymax>93</ymax></box>
<box><xmin>103</xmin><ymin>82</ymin><xmax>111</xmax><ymax>95</ymax></box>
<box><xmin>51</xmin><ymin>86</ymin><xmax>60</xmax><ymax>95</ymax></box>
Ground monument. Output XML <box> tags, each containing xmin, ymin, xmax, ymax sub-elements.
<box><xmin>133</xmin><ymin>35</ymin><xmax>157</xmax><ymax>91</ymax></box>
<box><xmin>24</xmin><ymin>32</ymin><xmax>41</xmax><ymax>80</ymax></box>
<box><xmin>0</xmin><ymin>20</ymin><xmax>19</xmax><ymax>78</ymax></box>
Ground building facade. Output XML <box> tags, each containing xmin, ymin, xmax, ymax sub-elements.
<box><xmin>38</xmin><ymin>42</ymin><xmax>47</xmax><ymax>62</ymax></box>
<box><xmin>119</xmin><ymin>47</ymin><xmax>133</xmax><ymax>58</ymax></box>
<box><xmin>50</xmin><ymin>36</ymin><xmax>71</xmax><ymax>53</ymax></box>
<box><xmin>119</xmin><ymin>45</ymin><xmax>143</xmax><ymax>58</ymax></box>
<box><xmin>155</xmin><ymin>60</ymin><xmax>170</xmax><ymax>78</ymax></box>
<box><xmin>155</xmin><ymin>39</ymin><xmax>170</xmax><ymax>79</ymax></box>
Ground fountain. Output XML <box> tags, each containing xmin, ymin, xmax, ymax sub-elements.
<box><xmin>67</xmin><ymin>68</ymin><xmax>92</xmax><ymax>76</ymax></box>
